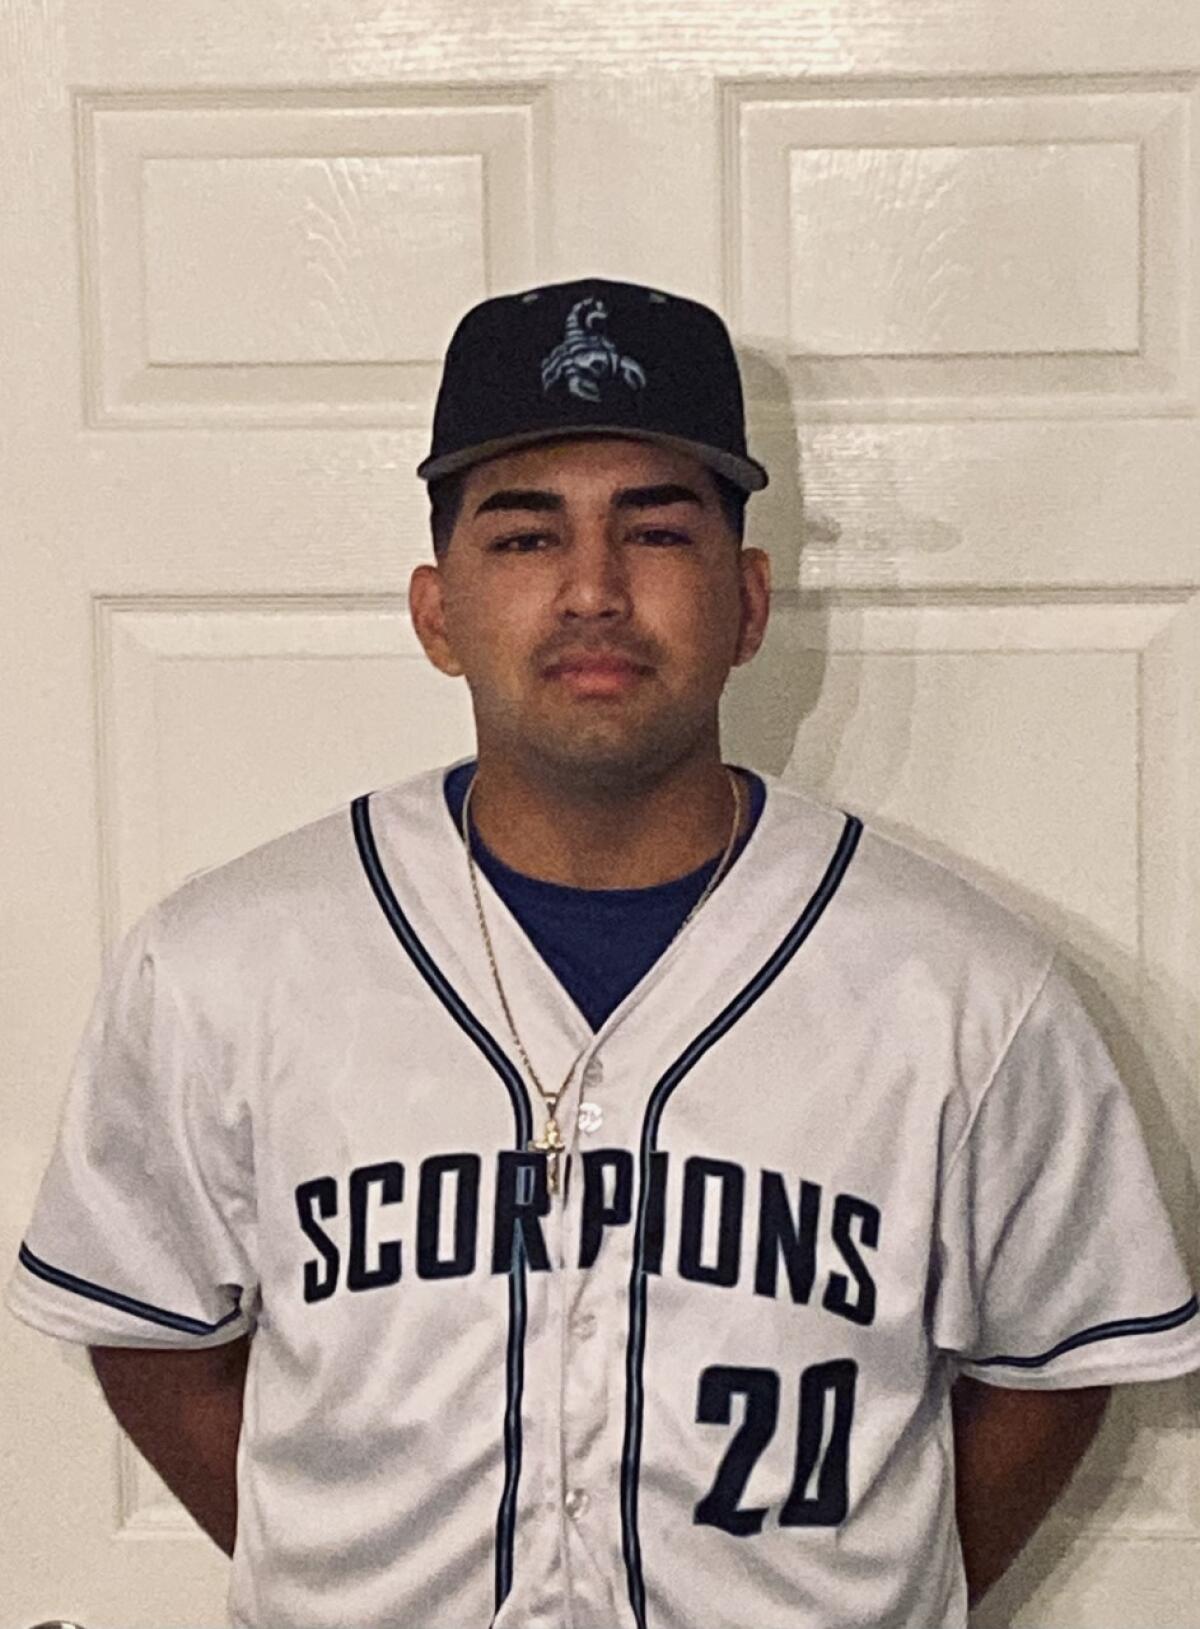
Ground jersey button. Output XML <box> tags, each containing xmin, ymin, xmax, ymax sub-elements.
<box><xmin>577</xmin><ymin>1100</ymin><xmax>603</xmax><ymax>1134</ymax></box>
<box><xmin>564</xmin><ymin>1488</ymin><xmax>590</xmax><ymax>1520</ymax></box>
<box><xmin>581</xmin><ymin>1059</ymin><xmax>604</xmax><ymax>1090</ymax></box>
<box><xmin>572</xmin><ymin>1312</ymin><xmax>597</xmax><ymax>1341</ymax></box>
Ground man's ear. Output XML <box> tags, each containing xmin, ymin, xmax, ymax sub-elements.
<box><xmin>732</xmin><ymin>546</ymin><xmax>771</xmax><ymax>668</ymax></box>
<box><xmin>409</xmin><ymin>564</ymin><xmax>465</xmax><ymax>678</ymax></box>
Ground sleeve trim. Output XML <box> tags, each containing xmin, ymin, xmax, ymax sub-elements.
<box><xmin>969</xmin><ymin>1293</ymin><xmax>1199</xmax><ymax>1370</ymax></box>
<box><xmin>17</xmin><ymin>1242</ymin><xmax>242</xmax><ymax>1338</ymax></box>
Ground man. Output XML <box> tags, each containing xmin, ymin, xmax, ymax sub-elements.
<box><xmin>7</xmin><ymin>277</ymin><xmax>1199</xmax><ymax>1629</ymax></box>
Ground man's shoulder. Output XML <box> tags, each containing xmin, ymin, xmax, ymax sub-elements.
<box><xmin>766</xmin><ymin>777</ymin><xmax>1055</xmax><ymax>987</ymax></box>
<box><xmin>146</xmin><ymin>761</ymin><xmax>449</xmax><ymax>957</ymax></box>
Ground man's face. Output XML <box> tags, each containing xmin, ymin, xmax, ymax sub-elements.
<box><xmin>409</xmin><ymin>435</ymin><xmax>770</xmax><ymax>793</ymax></box>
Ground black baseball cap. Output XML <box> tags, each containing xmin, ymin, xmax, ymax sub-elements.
<box><xmin>416</xmin><ymin>277</ymin><xmax>769</xmax><ymax>493</ymax></box>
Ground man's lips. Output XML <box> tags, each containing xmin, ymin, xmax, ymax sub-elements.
<box><xmin>543</xmin><ymin>656</ymin><xmax>652</xmax><ymax>695</ymax></box>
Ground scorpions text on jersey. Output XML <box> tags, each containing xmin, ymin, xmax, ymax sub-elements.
<box><xmin>295</xmin><ymin>1148</ymin><xmax>880</xmax><ymax>1324</ymax></box>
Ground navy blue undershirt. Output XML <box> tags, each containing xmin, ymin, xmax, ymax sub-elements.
<box><xmin>443</xmin><ymin>759</ymin><xmax>766</xmax><ymax>1032</ymax></box>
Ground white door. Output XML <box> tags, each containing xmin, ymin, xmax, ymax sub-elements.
<box><xmin>3</xmin><ymin>1</ymin><xmax>1197</xmax><ymax>1624</ymax></box>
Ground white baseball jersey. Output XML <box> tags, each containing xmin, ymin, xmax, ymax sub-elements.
<box><xmin>8</xmin><ymin>757</ymin><xmax>1199</xmax><ymax>1629</ymax></box>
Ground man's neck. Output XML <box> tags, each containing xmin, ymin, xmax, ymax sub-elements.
<box><xmin>464</xmin><ymin>759</ymin><xmax>749</xmax><ymax>890</ymax></box>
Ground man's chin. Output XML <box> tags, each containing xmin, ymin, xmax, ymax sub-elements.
<box><xmin>515</xmin><ymin>729</ymin><xmax>700</xmax><ymax>798</ymax></box>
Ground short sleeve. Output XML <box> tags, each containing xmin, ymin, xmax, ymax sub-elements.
<box><xmin>5</xmin><ymin>905</ymin><xmax>259</xmax><ymax>1349</ymax></box>
<box><xmin>931</xmin><ymin>954</ymin><xmax>1200</xmax><ymax>1388</ymax></box>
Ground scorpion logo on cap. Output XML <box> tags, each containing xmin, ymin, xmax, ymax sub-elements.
<box><xmin>540</xmin><ymin>298</ymin><xmax>647</xmax><ymax>403</ymax></box>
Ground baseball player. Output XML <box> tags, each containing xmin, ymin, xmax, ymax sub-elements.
<box><xmin>7</xmin><ymin>277</ymin><xmax>1200</xmax><ymax>1629</ymax></box>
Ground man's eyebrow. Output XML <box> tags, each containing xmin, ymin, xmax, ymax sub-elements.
<box><xmin>472</xmin><ymin>489</ymin><xmax>564</xmax><ymax>519</ymax></box>
<box><xmin>615</xmin><ymin>484</ymin><xmax>706</xmax><ymax>512</ymax></box>
<box><xmin>471</xmin><ymin>483</ymin><xmax>707</xmax><ymax>520</ymax></box>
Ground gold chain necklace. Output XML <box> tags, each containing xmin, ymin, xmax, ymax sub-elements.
<box><xmin>461</xmin><ymin>766</ymin><xmax>744</xmax><ymax>1195</ymax></box>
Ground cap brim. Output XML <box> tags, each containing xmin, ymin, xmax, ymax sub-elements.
<box><xmin>416</xmin><ymin>425</ymin><xmax>768</xmax><ymax>493</ymax></box>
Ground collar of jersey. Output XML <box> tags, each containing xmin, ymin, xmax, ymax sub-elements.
<box><xmin>446</xmin><ymin>758</ymin><xmax>761</xmax><ymax>904</ymax></box>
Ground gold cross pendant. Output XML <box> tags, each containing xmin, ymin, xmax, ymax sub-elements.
<box><xmin>529</xmin><ymin>1115</ymin><xmax>566</xmax><ymax>1195</ymax></box>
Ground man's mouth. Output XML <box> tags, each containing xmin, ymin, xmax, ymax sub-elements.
<box><xmin>545</xmin><ymin>658</ymin><xmax>649</xmax><ymax>695</ymax></box>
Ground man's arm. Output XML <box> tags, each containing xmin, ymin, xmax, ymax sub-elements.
<box><xmin>950</xmin><ymin>1374</ymin><xmax>1110</xmax><ymax>1607</ymax></box>
<box><xmin>89</xmin><ymin>1333</ymin><xmax>251</xmax><ymax>1557</ymax></box>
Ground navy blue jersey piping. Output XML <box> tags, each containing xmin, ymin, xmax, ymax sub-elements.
<box><xmin>352</xmin><ymin>792</ymin><xmax>535</xmax><ymax>1617</ymax></box>
<box><xmin>619</xmin><ymin>811</ymin><xmax>863</xmax><ymax>1629</ymax></box>
<box><xmin>969</xmin><ymin>1294</ymin><xmax>1199</xmax><ymax>1370</ymax></box>
<box><xmin>16</xmin><ymin>1242</ymin><xmax>244</xmax><ymax>1337</ymax></box>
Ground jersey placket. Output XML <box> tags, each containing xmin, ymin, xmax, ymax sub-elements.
<box><xmin>553</xmin><ymin>1048</ymin><xmax>639</xmax><ymax>1629</ymax></box>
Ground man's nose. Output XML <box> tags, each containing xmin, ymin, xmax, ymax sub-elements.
<box><xmin>555</xmin><ymin>528</ymin><xmax>633</xmax><ymax>615</ymax></box>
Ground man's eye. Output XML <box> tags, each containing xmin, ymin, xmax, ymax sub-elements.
<box><xmin>491</xmin><ymin>533</ymin><xmax>551</xmax><ymax>553</ymax></box>
<box><xmin>638</xmin><ymin>530</ymin><xmax>690</xmax><ymax>545</ymax></box>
